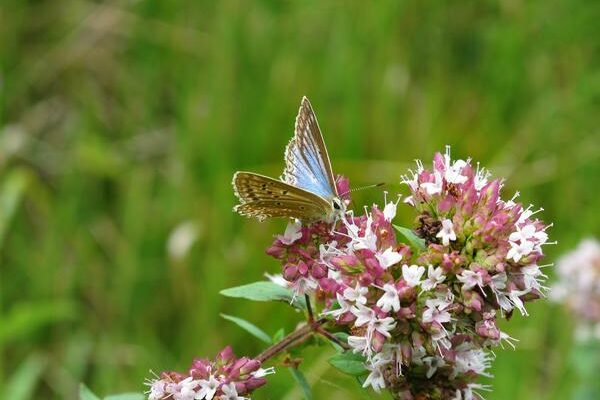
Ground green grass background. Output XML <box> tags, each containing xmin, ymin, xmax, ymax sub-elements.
<box><xmin>1</xmin><ymin>1</ymin><xmax>599</xmax><ymax>399</ymax></box>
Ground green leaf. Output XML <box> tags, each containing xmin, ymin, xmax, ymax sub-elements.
<box><xmin>104</xmin><ymin>393</ymin><xmax>145</xmax><ymax>400</ymax></box>
<box><xmin>288</xmin><ymin>368</ymin><xmax>312</xmax><ymax>399</ymax></box>
<box><xmin>328</xmin><ymin>352</ymin><xmax>368</xmax><ymax>376</ymax></box>
<box><xmin>220</xmin><ymin>281</ymin><xmax>306</xmax><ymax>309</ymax></box>
<box><xmin>393</xmin><ymin>225</ymin><xmax>426</xmax><ymax>250</ymax></box>
<box><xmin>327</xmin><ymin>332</ymin><xmax>350</xmax><ymax>352</ymax></box>
<box><xmin>3</xmin><ymin>354</ymin><xmax>47</xmax><ymax>400</ymax></box>
<box><xmin>220</xmin><ymin>314</ymin><xmax>272</xmax><ymax>344</ymax></box>
<box><xmin>332</xmin><ymin>332</ymin><xmax>350</xmax><ymax>343</ymax></box>
<box><xmin>272</xmin><ymin>328</ymin><xmax>285</xmax><ymax>342</ymax></box>
<box><xmin>0</xmin><ymin>300</ymin><xmax>78</xmax><ymax>345</ymax></box>
<box><xmin>0</xmin><ymin>169</ymin><xmax>29</xmax><ymax>249</ymax></box>
<box><xmin>79</xmin><ymin>384</ymin><xmax>101</xmax><ymax>400</ymax></box>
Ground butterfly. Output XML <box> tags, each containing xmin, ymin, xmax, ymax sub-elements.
<box><xmin>232</xmin><ymin>96</ymin><xmax>345</xmax><ymax>223</ymax></box>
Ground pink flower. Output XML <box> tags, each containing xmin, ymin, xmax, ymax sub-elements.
<box><xmin>146</xmin><ymin>347</ymin><xmax>271</xmax><ymax>400</ymax></box>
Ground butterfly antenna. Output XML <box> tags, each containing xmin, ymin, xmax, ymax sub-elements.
<box><xmin>340</xmin><ymin>182</ymin><xmax>385</xmax><ymax>197</ymax></box>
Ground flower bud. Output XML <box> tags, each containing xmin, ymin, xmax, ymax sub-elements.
<box><xmin>282</xmin><ymin>263</ymin><xmax>299</xmax><ymax>281</ymax></box>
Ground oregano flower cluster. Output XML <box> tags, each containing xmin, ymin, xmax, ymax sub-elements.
<box><xmin>146</xmin><ymin>347</ymin><xmax>273</xmax><ymax>400</ymax></box>
<box><xmin>145</xmin><ymin>149</ymin><xmax>552</xmax><ymax>400</ymax></box>
<box><xmin>267</xmin><ymin>148</ymin><xmax>551</xmax><ymax>399</ymax></box>
<box><xmin>551</xmin><ymin>238</ymin><xmax>600</xmax><ymax>341</ymax></box>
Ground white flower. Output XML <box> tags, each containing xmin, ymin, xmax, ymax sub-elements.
<box><xmin>378</xmin><ymin>343</ymin><xmax>403</xmax><ymax>376</ymax></box>
<box><xmin>322</xmin><ymin>293</ymin><xmax>353</xmax><ymax>318</ymax></box>
<box><xmin>400</xmin><ymin>160</ymin><xmax>424</xmax><ymax>191</ymax></box>
<box><xmin>402</xmin><ymin>264</ymin><xmax>425</xmax><ymax>287</ymax></box>
<box><xmin>508</xmin><ymin>289</ymin><xmax>529</xmax><ymax>316</ymax></box>
<box><xmin>521</xmin><ymin>264</ymin><xmax>547</xmax><ymax>292</ymax></box>
<box><xmin>167</xmin><ymin>376</ymin><xmax>200</xmax><ymax>400</ymax></box>
<box><xmin>375</xmin><ymin>247</ymin><xmax>403</xmax><ymax>269</ymax></box>
<box><xmin>474</xmin><ymin>163</ymin><xmax>490</xmax><ymax>191</ymax></box>
<box><xmin>516</xmin><ymin>205</ymin><xmax>544</xmax><ymax>226</ymax></box>
<box><xmin>343</xmin><ymin>283</ymin><xmax>368</xmax><ymax>305</ymax></box>
<box><xmin>348</xmin><ymin>335</ymin><xmax>370</xmax><ymax>356</ymax></box>
<box><xmin>290</xmin><ymin>277</ymin><xmax>318</xmax><ymax>297</ymax></box>
<box><xmin>423</xmin><ymin>356</ymin><xmax>446</xmax><ymax>378</ymax></box>
<box><xmin>421</xmin><ymin>265</ymin><xmax>446</xmax><ymax>291</ymax></box>
<box><xmin>436</xmin><ymin>219</ymin><xmax>457</xmax><ymax>246</ymax></box>
<box><xmin>220</xmin><ymin>382</ymin><xmax>245</xmax><ymax>400</ymax></box>
<box><xmin>264</xmin><ymin>273</ymin><xmax>289</xmax><ymax>288</ymax></box>
<box><xmin>278</xmin><ymin>219</ymin><xmax>302</xmax><ymax>245</ymax></box>
<box><xmin>489</xmin><ymin>272</ymin><xmax>507</xmax><ymax>293</ymax></box>
<box><xmin>443</xmin><ymin>147</ymin><xmax>469</xmax><ymax>184</ymax></box>
<box><xmin>362</xmin><ymin>365</ymin><xmax>386</xmax><ymax>392</ymax></box>
<box><xmin>421</xmin><ymin>171</ymin><xmax>443</xmax><ymax>195</ymax></box>
<box><xmin>376</xmin><ymin>284</ymin><xmax>400</xmax><ymax>313</ymax></box>
<box><xmin>252</xmin><ymin>367</ymin><xmax>275</xmax><ymax>378</ymax></box>
<box><xmin>457</xmin><ymin>270</ymin><xmax>483</xmax><ymax>291</ymax></box>
<box><xmin>512</xmin><ymin>211</ymin><xmax>550</xmax><ymax>254</ymax></box>
<box><xmin>496</xmin><ymin>292</ymin><xmax>513</xmax><ymax>313</ymax></box>
<box><xmin>551</xmin><ymin>238</ymin><xmax>600</xmax><ymax>336</ymax></box>
<box><xmin>453</xmin><ymin>384</ymin><xmax>492</xmax><ymax>400</ymax></box>
<box><xmin>351</xmin><ymin>303</ymin><xmax>375</xmax><ymax>327</ymax></box>
<box><xmin>518</xmin><ymin>224</ymin><xmax>542</xmax><ymax>241</ymax></box>
<box><xmin>319</xmin><ymin>242</ymin><xmax>342</xmax><ymax>267</ymax></box>
<box><xmin>372</xmin><ymin>316</ymin><xmax>397</xmax><ymax>338</ymax></box>
<box><xmin>453</xmin><ymin>346</ymin><xmax>493</xmax><ymax>378</ymax></box>
<box><xmin>383</xmin><ymin>199</ymin><xmax>398</xmax><ymax>221</ymax></box>
<box><xmin>498</xmin><ymin>331</ymin><xmax>519</xmax><ymax>349</ymax></box>
<box><xmin>197</xmin><ymin>375</ymin><xmax>220</xmax><ymax>400</ymax></box>
<box><xmin>422</xmin><ymin>298</ymin><xmax>452</xmax><ymax>325</ymax></box>
<box><xmin>345</xmin><ymin>215</ymin><xmax>377</xmax><ymax>251</ymax></box>
<box><xmin>147</xmin><ymin>379</ymin><xmax>167</xmax><ymax>400</ymax></box>
<box><xmin>371</xmin><ymin>348</ymin><xmax>394</xmax><ymax>367</ymax></box>
<box><xmin>444</xmin><ymin>161</ymin><xmax>468</xmax><ymax>184</ymax></box>
<box><xmin>507</xmin><ymin>239</ymin><xmax>534</xmax><ymax>262</ymax></box>
<box><xmin>465</xmin><ymin>384</ymin><xmax>492</xmax><ymax>400</ymax></box>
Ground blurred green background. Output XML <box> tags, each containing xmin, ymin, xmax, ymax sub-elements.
<box><xmin>1</xmin><ymin>0</ymin><xmax>599</xmax><ymax>399</ymax></box>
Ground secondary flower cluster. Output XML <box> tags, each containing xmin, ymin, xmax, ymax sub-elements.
<box><xmin>267</xmin><ymin>148</ymin><xmax>551</xmax><ymax>399</ymax></box>
<box><xmin>551</xmin><ymin>238</ymin><xmax>600</xmax><ymax>341</ymax></box>
<box><xmin>146</xmin><ymin>346</ymin><xmax>273</xmax><ymax>400</ymax></box>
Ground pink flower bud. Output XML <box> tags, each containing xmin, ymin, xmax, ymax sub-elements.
<box><xmin>297</xmin><ymin>260</ymin><xmax>309</xmax><ymax>275</ymax></box>
<box><xmin>244</xmin><ymin>377</ymin><xmax>267</xmax><ymax>391</ymax></box>
<box><xmin>239</xmin><ymin>359</ymin><xmax>261</xmax><ymax>375</ymax></box>
<box><xmin>331</xmin><ymin>255</ymin><xmax>362</xmax><ymax>273</ymax></box>
<box><xmin>311</xmin><ymin>263</ymin><xmax>327</xmax><ymax>279</ymax></box>
<box><xmin>475</xmin><ymin>319</ymin><xmax>500</xmax><ymax>340</ymax></box>
<box><xmin>282</xmin><ymin>263</ymin><xmax>299</xmax><ymax>281</ymax></box>
<box><xmin>266</xmin><ymin>243</ymin><xmax>286</xmax><ymax>259</ymax></box>
<box><xmin>463</xmin><ymin>290</ymin><xmax>483</xmax><ymax>312</ymax></box>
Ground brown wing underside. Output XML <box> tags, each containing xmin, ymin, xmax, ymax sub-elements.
<box><xmin>232</xmin><ymin>171</ymin><xmax>332</xmax><ymax>221</ymax></box>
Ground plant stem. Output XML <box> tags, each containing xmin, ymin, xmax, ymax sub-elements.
<box><xmin>255</xmin><ymin>317</ymin><xmax>327</xmax><ymax>363</ymax></box>
<box><xmin>315</xmin><ymin>326</ymin><xmax>350</xmax><ymax>350</ymax></box>
<box><xmin>305</xmin><ymin>294</ymin><xmax>314</xmax><ymax>322</ymax></box>
<box><xmin>255</xmin><ymin>296</ymin><xmax>350</xmax><ymax>364</ymax></box>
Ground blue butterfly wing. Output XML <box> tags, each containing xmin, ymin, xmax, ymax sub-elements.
<box><xmin>282</xmin><ymin>97</ymin><xmax>338</xmax><ymax>200</ymax></box>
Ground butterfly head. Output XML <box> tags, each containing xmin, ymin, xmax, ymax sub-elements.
<box><xmin>328</xmin><ymin>196</ymin><xmax>347</xmax><ymax>222</ymax></box>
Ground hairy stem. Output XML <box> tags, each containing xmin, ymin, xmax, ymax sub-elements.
<box><xmin>255</xmin><ymin>317</ymin><xmax>327</xmax><ymax>363</ymax></box>
<box><xmin>255</xmin><ymin>297</ymin><xmax>350</xmax><ymax>363</ymax></box>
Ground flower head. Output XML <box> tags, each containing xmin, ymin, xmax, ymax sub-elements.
<box><xmin>263</xmin><ymin>150</ymin><xmax>551</xmax><ymax>398</ymax></box>
<box><xmin>551</xmin><ymin>238</ymin><xmax>600</xmax><ymax>341</ymax></box>
<box><xmin>145</xmin><ymin>347</ymin><xmax>270</xmax><ymax>400</ymax></box>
